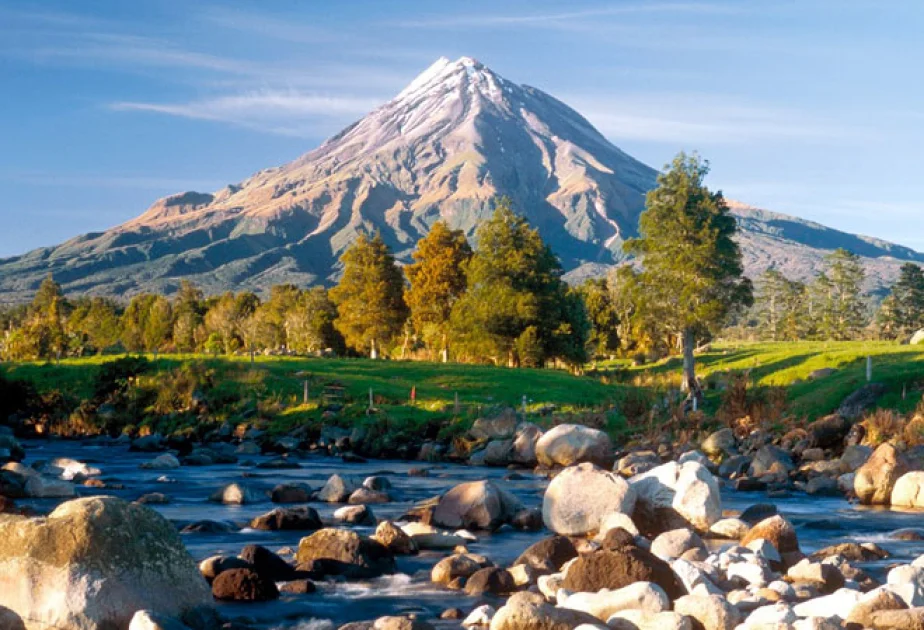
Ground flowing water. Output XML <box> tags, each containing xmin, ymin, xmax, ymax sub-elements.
<box><xmin>17</xmin><ymin>440</ymin><xmax>924</xmax><ymax>629</ymax></box>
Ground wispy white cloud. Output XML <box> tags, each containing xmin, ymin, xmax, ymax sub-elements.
<box><xmin>110</xmin><ymin>91</ymin><xmax>383</xmax><ymax>137</ymax></box>
<box><xmin>393</xmin><ymin>3</ymin><xmax>741</xmax><ymax>29</ymax></box>
<box><xmin>2</xmin><ymin>172</ymin><xmax>226</xmax><ymax>191</ymax></box>
<box><xmin>567</xmin><ymin>93</ymin><xmax>872</xmax><ymax>145</ymax></box>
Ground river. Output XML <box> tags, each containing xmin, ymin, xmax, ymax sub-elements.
<box><xmin>17</xmin><ymin>440</ymin><xmax>924</xmax><ymax>629</ymax></box>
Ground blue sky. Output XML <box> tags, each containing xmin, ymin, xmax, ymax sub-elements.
<box><xmin>2</xmin><ymin>0</ymin><xmax>922</xmax><ymax>257</ymax></box>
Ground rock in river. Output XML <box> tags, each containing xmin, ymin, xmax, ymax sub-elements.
<box><xmin>541</xmin><ymin>463</ymin><xmax>636</xmax><ymax>536</ymax></box>
<box><xmin>431</xmin><ymin>480</ymin><xmax>523</xmax><ymax>530</ymax></box>
<box><xmin>296</xmin><ymin>528</ymin><xmax>396</xmax><ymax>579</ymax></box>
<box><xmin>535</xmin><ymin>423</ymin><xmax>614</xmax><ymax>468</ymax></box>
<box><xmin>0</xmin><ymin>496</ymin><xmax>210</xmax><ymax>630</ymax></box>
<box><xmin>855</xmin><ymin>443</ymin><xmax>909</xmax><ymax>505</ymax></box>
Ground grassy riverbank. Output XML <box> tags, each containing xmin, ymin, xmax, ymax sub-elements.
<box><xmin>1</xmin><ymin>341</ymin><xmax>922</xmax><ymax>445</ymax></box>
<box><xmin>599</xmin><ymin>341</ymin><xmax>924</xmax><ymax>419</ymax></box>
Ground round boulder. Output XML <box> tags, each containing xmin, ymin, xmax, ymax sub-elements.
<box><xmin>891</xmin><ymin>471</ymin><xmax>924</xmax><ymax>508</ymax></box>
<box><xmin>0</xmin><ymin>497</ymin><xmax>210</xmax><ymax>629</ymax></box>
<box><xmin>561</xmin><ymin>545</ymin><xmax>686</xmax><ymax>601</ymax></box>
<box><xmin>535</xmin><ymin>423</ymin><xmax>614</xmax><ymax>468</ymax></box>
<box><xmin>431</xmin><ymin>480</ymin><xmax>523</xmax><ymax>530</ymax></box>
<box><xmin>542</xmin><ymin>463</ymin><xmax>636</xmax><ymax>536</ymax></box>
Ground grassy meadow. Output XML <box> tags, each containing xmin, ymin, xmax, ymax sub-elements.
<box><xmin>1</xmin><ymin>340</ymin><xmax>922</xmax><ymax>445</ymax></box>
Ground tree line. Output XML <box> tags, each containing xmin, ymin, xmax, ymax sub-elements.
<box><xmin>5</xmin><ymin>152</ymin><xmax>917</xmax><ymax>385</ymax></box>
<box><xmin>0</xmin><ymin>199</ymin><xmax>598</xmax><ymax>368</ymax></box>
<box><xmin>732</xmin><ymin>254</ymin><xmax>923</xmax><ymax>343</ymax></box>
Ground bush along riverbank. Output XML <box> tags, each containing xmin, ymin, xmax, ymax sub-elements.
<box><xmin>3</xmin><ymin>385</ymin><xmax>924</xmax><ymax>628</ymax></box>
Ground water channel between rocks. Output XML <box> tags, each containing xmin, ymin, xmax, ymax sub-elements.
<box><xmin>18</xmin><ymin>440</ymin><xmax>924</xmax><ymax>629</ymax></box>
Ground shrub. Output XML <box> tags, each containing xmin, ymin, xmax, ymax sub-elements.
<box><xmin>93</xmin><ymin>356</ymin><xmax>150</xmax><ymax>401</ymax></box>
<box><xmin>861</xmin><ymin>409</ymin><xmax>905</xmax><ymax>447</ymax></box>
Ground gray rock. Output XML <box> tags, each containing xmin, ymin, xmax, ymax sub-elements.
<box><xmin>0</xmin><ymin>497</ymin><xmax>210</xmax><ymax>629</ymax></box>
<box><xmin>542</xmin><ymin>463</ymin><xmax>636</xmax><ymax>536</ymax></box>
<box><xmin>535</xmin><ymin>423</ymin><xmax>614</xmax><ymax>468</ymax></box>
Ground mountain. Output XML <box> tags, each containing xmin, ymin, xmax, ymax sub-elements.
<box><xmin>0</xmin><ymin>56</ymin><xmax>920</xmax><ymax>302</ymax></box>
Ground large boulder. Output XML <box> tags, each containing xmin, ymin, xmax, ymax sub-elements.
<box><xmin>431</xmin><ymin>480</ymin><xmax>523</xmax><ymax>530</ymax></box>
<box><xmin>141</xmin><ymin>454</ymin><xmax>181</xmax><ymax>470</ymax></box>
<box><xmin>855</xmin><ymin>443</ymin><xmax>910</xmax><ymax>505</ymax></box>
<box><xmin>630</xmin><ymin>461</ymin><xmax>721</xmax><ymax>534</ymax></box>
<box><xmin>296</xmin><ymin>528</ymin><xmax>395</xmax><ymax>578</ymax></box>
<box><xmin>892</xmin><ymin>472</ymin><xmax>924</xmax><ymax>508</ymax></box>
<box><xmin>701</xmin><ymin>429</ymin><xmax>736</xmax><ymax>460</ymax></box>
<box><xmin>542</xmin><ymin>463</ymin><xmax>636</xmax><ymax>536</ymax></box>
<box><xmin>0</xmin><ymin>497</ymin><xmax>210</xmax><ymax>630</ymax></box>
<box><xmin>270</xmin><ymin>482</ymin><xmax>312</xmax><ymax>503</ymax></box>
<box><xmin>911</xmin><ymin>330</ymin><xmax>924</xmax><ymax>345</ymax></box>
<box><xmin>748</xmin><ymin>445</ymin><xmax>795</xmax><ymax>477</ymax></box>
<box><xmin>470</xmin><ymin>410</ymin><xmax>519</xmax><ymax>441</ymax></box>
<box><xmin>561</xmin><ymin>546</ymin><xmax>686</xmax><ymax>600</ymax></box>
<box><xmin>535</xmin><ymin>424</ymin><xmax>614</xmax><ymax>468</ymax></box>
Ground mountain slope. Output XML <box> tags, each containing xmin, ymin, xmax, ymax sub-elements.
<box><xmin>0</xmin><ymin>57</ymin><xmax>920</xmax><ymax>302</ymax></box>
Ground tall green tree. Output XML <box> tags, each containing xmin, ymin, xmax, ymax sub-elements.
<box><xmin>578</xmin><ymin>278</ymin><xmax>620</xmax><ymax>357</ymax></box>
<box><xmin>754</xmin><ymin>269</ymin><xmax>808</xmax><ymax>341</ymax></box>
<box><xmin>172</xmin><ymin>281</ymin><xmax>205</xmax><ymax>352</ymax></box>
<box><xmin>285</xmin><ymin>287</ymin><xmax>343</xmax><ymax>355</ymax></box>
<box><xmin>450</xmin><ymin>198</ymin><xmax>588</xmax><ymax>368</ymax></box>
<box><xmin>624</xmin><ymin>152</ymin><xmax>752</xmax><ymax>396</ymax></box>
<box><xmin>330</xmin><ymin>233</ymin><xmax>408</xmax><ymax>358</ymax></box>
<box><xmin>891</xmin><ymin>263</ymin><xmax>924</xmax><ymax>337</ymax></box>
<box><xmin>813</xmin><ymin>249</ymin><xmax>867</xmax><ymax>340</ymax></box>
<box><xmin>405</xmin><ymin>221</ymin><xmax>473</xmax><ymax>361</ymax></box>
<box><xmin>67</xmin><ymin>297</ymin><xmax>121</xmax><ymax>354</ymax></box>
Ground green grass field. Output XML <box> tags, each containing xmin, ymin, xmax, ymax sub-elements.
<box><xmin>1</xmin><ymin>341</ymin><xmax>922</xmax><ymax>442</ymax></box>
<box><xmin>600</xmin><ymin>340</ymin><xmax>924</xmax><ymax>418</ymax></box>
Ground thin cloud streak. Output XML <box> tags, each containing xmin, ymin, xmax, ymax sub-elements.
<box><xmin>111</xmin><ymin>91</ymin><xmax>383</xmax><ymax>138</ymax></box>
<box><xmin>394</xmin><ymin>3</ymin><xmax>741</xmax><ymax>29</ymax></box>
<box><xmin>3</xmin><ymin>173</ymin><xmax>227</xmax><ymax>191</ymax></box>
<box><xmin>568</xmin><ymin>94</ymin><xmax>873</xmax><ymax>145</ymax></box>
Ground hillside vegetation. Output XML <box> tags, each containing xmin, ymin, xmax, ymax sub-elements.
<box><xmin>602</xmin><ymin>340</ymin><xmax>924</xmax><ymax>419</ymax></box>
<box><xmin>1</xmin><ymin>341</ymin><xmax>922</xmax><ymax>450</ymax></box>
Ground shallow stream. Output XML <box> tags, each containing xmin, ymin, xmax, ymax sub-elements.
<box><xmin>18</xmin><ymin>440</ymin><xmax>924</xmax><ymax>629</ymax></box>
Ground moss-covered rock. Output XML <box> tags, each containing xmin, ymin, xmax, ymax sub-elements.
<box><xmin>0</xmin><ymin>496</ymin><xmax>210</xmax><ymax>629</ymax></box>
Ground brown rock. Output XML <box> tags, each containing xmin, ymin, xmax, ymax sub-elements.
<box><xmin>847</xmin><ymin>589</ymin><xmax>909</xmax><ymax>627</ymax></box>
<box><xmin>511</xmin><ymin>536</ymin><xmax>577</xmax><ymax>574</ymax></box>
<box><xmin>464</xmin><ymin>567</ymin><xmax>517</xmax><ymax>595</ymax></box>
<box><xmin>373</xmin><ymin>521</ymin><xmax>418</xmax><ymax>555</ymax></box>
<box><xmin>741</xmin><ymin>515</ymin><xmax>800</xmax><ymax>555</ymax></box>
<box><xmin>867</xmin><ymin>608</ymin><xmax>924</xmax><ymax>630</ymax></box>
<box><xmin>561</xmin><ymin>547</ymin><xmax>686</xmax><ymax>600</ymax></box>
<box><xmin>212</xmin><ymin>568</ymin><xmax>279</xmax><ymax>602</ymax></box>
<box><xmin>250</xmin><ymin>506</ymin><xmax>322</xmax><ymax>531</ymax></box>
<box><xmin>854</xmin><ymin>443</ymin><xmax>909</xmax><ymax>505</ymax></box>
<box><xmin>296</xmin><ymin>528</ymin><xmax>396</xmax><ymax>579</ymax></box>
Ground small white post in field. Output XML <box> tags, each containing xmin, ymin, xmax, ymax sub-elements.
<box><xmin>866</xmin><ymin>356</ymin><xmax>872</xmax><ymax>383</ymax></box>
